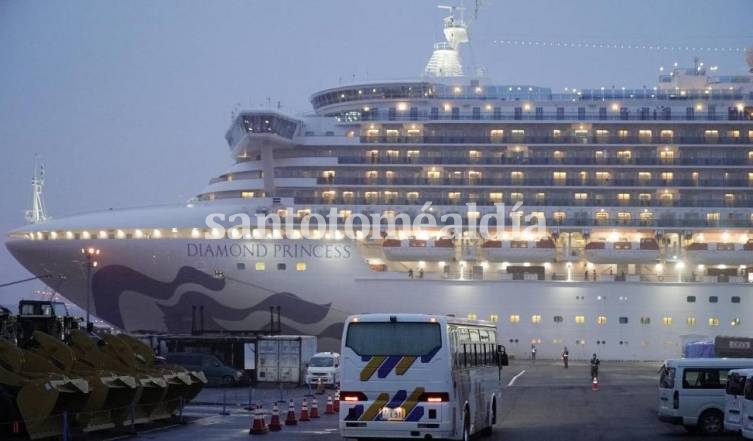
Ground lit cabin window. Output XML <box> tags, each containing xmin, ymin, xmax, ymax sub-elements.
<box><xmin>708</xmin><ymin>317</ymin><xmax>720</xmax><ymax>327</ymax></box>
<box><xmin>489</xmin><ymin>314</ymin><xmax>499</xmax><ymax>323</ymax></box>
<box><xmin>597</xmin><ymin>316</ymin><xmax>607</xmax><ymax>325</ymax></box>
<box><xmin>241</xmin><ymin>191</ymin><xmax>254</xmax><ymax>199</ymax></box>
<box><xmin>296</xmin><ymin>262</ymin><xmax>307</xmax><ymax>271</ymax></box>
<box><xmin>706</xmin><ymin>213</ymin><xmax>720</xmax><ymax>222</ymax></box>
<box><xmin>662</xmin><ymin>316</ymin><xmax>672</xmax><ymax>326</ymax></box>
<box><xmin>467</xmin><ymin>313</ymin><xmax>477</xmax><ymax>320</ymax></box>
<box><xmin>731</xmin><ymin>318</ymin><xmax>742</xmax><ymax>326</ymax></box>
<box><xmin>489</xmin><ymin>192</ymin><xmax>503</xmax><ymax>202</ymax></box>
<box><xmin>531</xmin><ymin>315</ymin><xmax>542</xmax><ymax>324</ymax></box>
<box><xmin>255</xmin><ymin>262</ymin><xmax>265</xmax><ymax>271</ymax></box>
<box><xmin>575</xmin><ymin>316</ymin><xmax>585</xmax><ymax>324</ymax></box>
<box><xmin>509</xmin><ymin>314</ymin><xmax>520</xmax><ymax>324</ymax></box>
<box><xmin>574</xmin><ymin>193</ymin><xmax>588</xmax><ymax>201</ymax></box>
<box><xmin>687</xmin><ymin>317</ymin><xmax>696</xmax><ymax>327</ymax></box>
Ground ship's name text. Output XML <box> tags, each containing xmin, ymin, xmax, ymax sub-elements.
<box><xmin>186</xmin><ymin>242</ymin><xmax>352</xmax><ymax>259</ymax></box>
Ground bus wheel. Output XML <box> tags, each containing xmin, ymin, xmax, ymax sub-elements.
<box><xmin>463</xmin><ymin>411</ymin><xmax>471</xmax><ymax>441</ymax></box>
<box><xmin>698</xmin><ymin>409</ymin><xmax>723</xmax><ymax>435</ymax></box>
<box><xmin>480</xmin><ymin>399</ymin><xmax>496</xmax><ymax>437</ymax></box>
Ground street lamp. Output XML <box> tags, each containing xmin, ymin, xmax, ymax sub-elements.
<box><xmin>81</xmin><ymin>247</ymin><xmax>100</xmax><ymax>332</ymax></box>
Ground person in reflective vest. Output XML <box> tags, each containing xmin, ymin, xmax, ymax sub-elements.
<box><xmin>590</xmin><ymin>353</ymin><xmax>600</xmax><ymax>379</ymax></box>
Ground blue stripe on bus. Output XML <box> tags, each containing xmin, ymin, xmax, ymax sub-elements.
<box><xmin>377</xmin><ymin>356</ymin><xmax>403</xmax><ymax>378</ymax></box>
<box><xmin>405</xmin><ymin>406</ymin><xmax>424</xmax><ymax>422</ymax></box>
<box><xmin>386</xmin><ymin>390</ymin><xmax>407</xmax><ymax>408</ymax></box>
<box><xmin>344</xmin><ymin>404</ymin><xmax>364</xmax><ymax>421</ymax></box>
<box><xmin>421</xmin><ymin>345</ymin><xmax>441</xmax><ymax>363</ymax></box>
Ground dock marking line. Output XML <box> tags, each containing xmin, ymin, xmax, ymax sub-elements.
<box><xmin>508</xmin><ymin>369</ymin><xmax>526</xmax><ymax>387</ymax></box>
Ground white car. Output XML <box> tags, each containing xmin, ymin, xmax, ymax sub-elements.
<box><xmin>305</xmin><ymin>352</ymin><xmax>341</xmax><ymax>387</ymax></box>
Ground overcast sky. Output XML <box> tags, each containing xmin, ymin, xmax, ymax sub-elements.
<box><xmin>1</xmin><ymin>0</ymin><xmax>751</xmax><ymax>305</ymax></box>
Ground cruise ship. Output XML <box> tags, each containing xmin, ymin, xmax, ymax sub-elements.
<box><xmin>6</xmin><ymin>6</ymin><xmax>753</xmax><ymax>359</ymax></box>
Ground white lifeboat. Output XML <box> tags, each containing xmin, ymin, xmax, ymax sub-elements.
<box><xmin>685</xmin><ymin>240</ymin><xmax>753</xmax><ymax>266</ymax></box>
<box><xmin>584</xmin><ymin>237</ymin><xmax>661</xmax><ymax>263</ymax></box>
<box><xmin>481</xmin><ymin>238</ymin><xmax>556</xmax><ymax>262</ymax></box>
<box><xmin>382</xmin><ymin>238</ymin><xmax>455</xmax><ymax>261</ymax></box>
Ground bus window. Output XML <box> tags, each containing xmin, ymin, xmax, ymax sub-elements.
<box><xmin>345</xmin><ymin>322</ymin><xmax>441</xmax><ymax>356</ymax></box>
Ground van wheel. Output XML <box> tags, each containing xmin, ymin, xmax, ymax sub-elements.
<box><xmin>698</xmin><ymin>409</ymin><xmax>723</xmax><ymax>435</ymax></box>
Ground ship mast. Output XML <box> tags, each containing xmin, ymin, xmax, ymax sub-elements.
<box><xmin>25</xmin><ymin>155</ymin><xmax>49</xmax><ymax>224</ymax></box>
<box><xmin>424</xmin><ymin>1</ymin><xmax>479</xmax><ymax>77</ymax></box>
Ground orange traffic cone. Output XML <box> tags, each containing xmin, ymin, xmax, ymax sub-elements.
<box><xmin>249</xmin><ymin>407</ymin><xmax>269</xmax><ymax>435</ymax></box>
<box><xmin>310</xmin><ymin>397</ymin><xmax>320</xmax><ymax>418</ymax></box>
<box><xmin>285</xmin><ymin>399</ymin><xmax>298</xmax><ymax>426</ymax></box>
<box><xmin>333</xmin><ymin>390</ymin><xmax>340</xmax><ymax>412</ymax></box>
<box><xmin>299</xmin><ymin>397</ymin><xmax>310</xmax><ymax>422</ymax></box>
<box><xmin>592</xmin><ymin>377</ymin><xmax>600</xmax><ymax>391</ymax></box>
<box><xmin>268</xmin><ymin>402</ymin><xmax>282</xmax><ymax>431</ymax></box>
<box><xmin>324</xmin><ymin>395</ymin><xmax>334</xmax><ymax>415</ymax></box>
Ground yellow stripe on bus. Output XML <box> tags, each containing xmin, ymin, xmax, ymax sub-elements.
<box><xmin>394</xmin><ymin>356</ymin><xmax>417</xmax><ymax>375</ymax></box>
<box><xmin>360</xmin><ymin>392</ymin><xmax>390</xmax><ymax>421</ymax></box>
<box><xmin>360</xmin><ymin>356</ymin><xmax>386</xmax><ymax>381</ymax></box>
<box><xmin>401</xmin><ymin>387</ymin><xmax>425</xmax><ymax>417</ymax></box>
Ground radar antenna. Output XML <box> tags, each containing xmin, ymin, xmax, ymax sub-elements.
<box><xmin>25</xmin><ymin>154</ymin><xmax>49</xmax><ymax>224</ymax></box>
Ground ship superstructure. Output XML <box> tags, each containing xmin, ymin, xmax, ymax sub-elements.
<box><xmin>6</xmin><ymin>5</ymin><xmax>753</xmax><ymax>359</ymax></box>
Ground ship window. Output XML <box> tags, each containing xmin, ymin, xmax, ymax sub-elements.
<box><xmin>709</xmin><ymin>296</ymin><xmax>718</xmax><ymax>303</ymax></box>
<box><xmin>489</xmin><ymin>314</ymin><xmax>499</xmax><ymax>323</ymax></box>
<box><xmin>553</xmin><ymin>315</ymin><xmax>564</xmax><ymax>323</ymax></box>
<box><xmin>296</xmin><ymin>262</ymin><xmax>306</xmax><ymax>271</ymax></box>
<box><xmin>574</xmin><ymin>193</ymin><xmax>588</xmax><ymax>200</ymax></box>
<box><xmin>640</xmin><ymin>317</ymin><xmax>651</xmax><ymax>325</ymax></box>
<box><xmin>553</xmin><ymin>212</ymin><xmax>566</xmax><ymax>223</ymax></box>
<box><xmin>509</xmin><ymin>314</ymin><xmax>520</xmax><ymax>324</ymax></box>
<box><xmin>709</xmin><ymin>317</ymin><xmax>720</xmax><ymax>327</ymax></box>
<box><xmin>686</xmin><ymin>296</ymin><xmax>696</xmax><ymax>303</ymax></box>
<box><xmin>687</xmin><ymin>317</ymin><xmax>696</xmax><ymax>327</ymax></box>
<box><xmin>662</xmin><ymin>316</ymin><xmax>672</xmax><ymax>326</ymax></box>
<box><xmin>531</xmin><ymin>315</ymin><xmax>542</xmax><ymax>324</ymax></box>
<box><xmin>619</xmin><ymin>317</ymin><xmax>628</xmax><ymax>324</ymax></box>
<box><xmin>597</xmin><ymin>316</ymin><xmax>607</xmax><ymax>325</ymax></box>
<box><xmin>277</xmin><ymin>263</ymin><xmax>287</xmax><ymax>271</ymax></box>
<box><xmin>467</xmin><ymin>313</ymin><xmax>477</xmax><ymax>320</ymax></box>
<box><xmin>732</xmin><ymin>296</ymin><xmax>741</xmax><ymax>303</ymax></box>
<box><xmin>237</xmin><ymin>263</ymin><xmax>246</xmax><ymax>270</ymax></box>
<box><xmin>575</xmin><ymin>315</ymin><xmax>585</xmax><ymax>324</ymax></box>
<box><xmin>732</xmin><ymin>318</ymin><xmax>741</xmax><ymax>326</ymax></box>
<box><xmin>707</xmin><ymin>213</ymin><xmax>720</xmax><ymax>222</ymax></box>
<box><xmin>255</xmin><ymin>262</ymin><xmax>265</xmax><ymax>271</ymax></box>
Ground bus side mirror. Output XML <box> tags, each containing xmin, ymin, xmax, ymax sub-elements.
<box><xmin>497</xmin><ymin>345</ymin><xmax>509</xmax><ymax>367</ymax></box>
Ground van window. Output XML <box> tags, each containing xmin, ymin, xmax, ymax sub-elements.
<box><xmin>346</xmin><ymin>322</ymin><xmax>441</xmax><ymax>357</ymax></box>
<box><xmin>309</xmin><ymin>356</ymin><xmax>335</xmax><ymax>367</ymax></box>
<box><xmin>682</xmin><ymin>368</ymin><xmax>730</xmax><ymax>389</ymax></box>
<box><xmin>727</xmin><ymin>373</ymin><xmax>747</xmax><ymax>395</ymax></box>
<box><xmin>659</xmin><ymin>366</ymin><xmax>675</xmax><ymax>388</ymax></box>
<box><xmin>745</xmin><ymin>378</ymin><xmax>753</xmax><ymax>400</ymax></box>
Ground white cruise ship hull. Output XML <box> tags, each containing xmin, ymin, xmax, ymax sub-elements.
<box><xmin>7</xmin><ymin>233</ymin><xmax>753</xmax><ymax>360</ymax></box>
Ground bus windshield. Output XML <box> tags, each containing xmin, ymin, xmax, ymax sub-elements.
<box><xmin>346</xmin><ymin>322</ymin><xmax>441</xmax><ymax>356</ymax></box>
<box><xmin>309</xmin><ymin>356</ymin><xmax>335</xmax><ymax>367</ymax></box>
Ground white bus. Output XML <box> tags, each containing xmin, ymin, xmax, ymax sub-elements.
<box><xmin>658</xmin><ymin>358</ymin><xmax>753</xmax><ymax>435</ymax></box>
<box><xmin>339</xmin><ymin>313</ymin><xmax>507</xmax><ymax>440</ymax></box>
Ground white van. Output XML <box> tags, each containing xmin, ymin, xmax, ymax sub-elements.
<box><xmin>725</xmin><ymin>368</ymin><xmax>753</xmax><ymax>432</ymax></box>
<box><xmin>658</xmin><ymin>358</ymin><xmax>753</xmax><ymax>435</ymax></box>
<box><xmin>741</xmin><ymin>375</ymin><xmax>753</xmax><ymax>439</ymax></box>
<box><xmin>305</xmin><ymin>351</ymin><xmax>341</xmax><ymax>387</ymax></box>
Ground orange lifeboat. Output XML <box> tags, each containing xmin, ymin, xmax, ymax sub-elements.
<box><xmin>685</xmin><ymin>240</ymin><xmax>753</xmax><ymax>266</ymax></box>
<box><xmin>584</xmin><ymin>237</ymin><xmax>660</xmax><ymax>263</ymax></box>
<box><xmin>481</xmin><ymin>238</ymin><xmax>556</xmax><ymax>262</ymax></box>
<box><xmin>382</xmin><ymin>238</ymin><xmax>455</xmax><ymax>261</ymax></box>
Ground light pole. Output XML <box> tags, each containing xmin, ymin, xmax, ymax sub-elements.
<box><xmin>81</xmin><ymin>247</ymin><xmax>100</xmax><ymax>332</ymax></box>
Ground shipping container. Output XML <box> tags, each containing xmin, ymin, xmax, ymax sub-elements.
<box><xmin>256</xmin><ymin>335</ymin><xmax>317</xmax><ymax>384</ymax></box>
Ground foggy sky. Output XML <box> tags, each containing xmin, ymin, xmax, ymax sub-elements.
<box><xmin>1</xmin><ymin>0</ymin><xmax>751</xmax><ymax>305</ymax></box>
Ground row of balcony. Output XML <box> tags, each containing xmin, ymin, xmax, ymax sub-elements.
<box><xmin>310</xmin><ymin>177</ymin><xmax>753</xmax><ymax>188</ymax></box>
<box><xmin>337</xmin><ymin>155</ymin><xmax>752</xmax><ymax>167</ymax></box>
<box><xmin>287</xmin><ymin>196</ymin><xmax>753</xmax><ymax>209</ymax></box>
<box><xmin>359</xmin><ymin>135</ymin><xmax>751</xmax><ymax>145</ymax></box>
